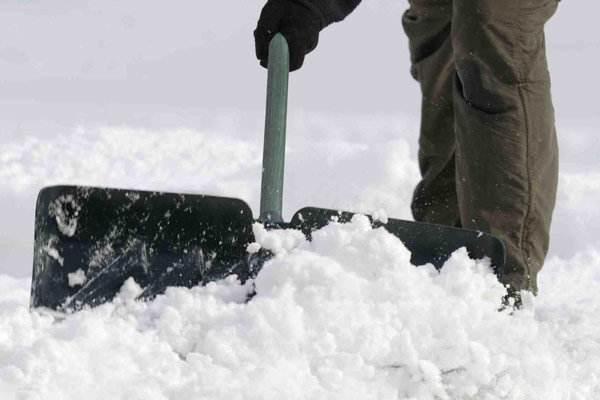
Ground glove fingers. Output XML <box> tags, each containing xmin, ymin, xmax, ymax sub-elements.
<box><xmin>254</xmin><ymin>0</ymin><xmax>322</xmax><ymax>72</ymax></box>
<box><xmin>305</xmin><ymin>32</ymin><xmax>319</xmax><ymax>54</ymax></box>
<box><xmin>289</xmin><ymin>51</ymin><xmax>305</xmax><ymax>72</ymax></box>
<box><xmin>280</xmin><ymin>28</ymin><xmax>318</xmax><ymax>72</ymax></box>
<box><xmin>254</xmin><ymin>2</ymin><xmax>284</xmax><ymax>64</ymax></box>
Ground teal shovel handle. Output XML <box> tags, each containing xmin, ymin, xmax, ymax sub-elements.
<box><xmin>259</xmin><ymin>33</ymin><xmax>289</xmax><ymax>223</ymax></box>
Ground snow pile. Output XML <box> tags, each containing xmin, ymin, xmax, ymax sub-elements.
<box><xmin>0</xmin><ymin>126</ymin><xmax>261</xmax><ymax>197</ymax></box>
<box><xmin>1</xmin><ymin>216</ymin><xmax>599</xmax><ymax>399</ymax></box>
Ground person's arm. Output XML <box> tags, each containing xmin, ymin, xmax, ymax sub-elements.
<box><xmin>254</xmin><ymin>0</ymin><xmax>362</xmax><ymax>71</ymax></box>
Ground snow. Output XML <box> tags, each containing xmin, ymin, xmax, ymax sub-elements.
<box><xmin>1</xmin><ymin>218</ymin><xmax>600</xmax><ymax>399</ymax></box>
<box><xmin>246</xmin><ymin>242</ymin><xmax>262</xmax><ymax>254</ymax></box>
<box><xmin>67</xmin><ymin>269</ymin><xmax>87</xmax><ymax>288</ymax></box>
<box><xmin>0</xmin><ymin>1</ymin><xmax>599</xmax><ymax>398</ymax></box>
<box><xmin>42</xmin><ymin>240</ymin><xmax>64</xmax><ymax>266</ymax></box>
<box><xmin>48</xmin><ymin>195</ymin><xmax>80</xmax><ymax>237</ymax></box>
<box><xmin>372</xmin><ymin>209</ymin><xmax>389</xmax><ymax>224</ymax></box>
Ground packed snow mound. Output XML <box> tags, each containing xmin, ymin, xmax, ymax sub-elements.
<box><xmin>1</xmin><ymin>216</ymin><xmax>599</xmax><ymax>399</ymax></box>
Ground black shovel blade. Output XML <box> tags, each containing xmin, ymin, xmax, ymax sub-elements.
<box><xmin>289</xmin><ymin>207</ymin><xmax>506</xmax><ymax>278</ymax></box>
<box><xmin>31</xmin><ymin>186</ymin><xmax>257</xmax><ymax>311</ymax></box>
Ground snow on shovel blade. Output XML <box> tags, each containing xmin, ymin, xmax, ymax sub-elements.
<box><xmin>289</xmin><ymin>207</ymin><xmax>506</xmax><ymax>278</ymax></box>
<box><xmin>31</xmin><ymin>186</ymin><xmax>258</xmax><ymax>311</ymax></box>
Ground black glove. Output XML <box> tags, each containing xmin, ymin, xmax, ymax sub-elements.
<box><xmin>254</xmin><ymin>0</ymin><xmax>325</xmax><ymax>72</ymax></box>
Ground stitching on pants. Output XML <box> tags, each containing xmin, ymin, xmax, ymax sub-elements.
<box><xmin>514</xmin><ymin>2</ymin><xmax>535</xmax><ymax>291</ymax></box>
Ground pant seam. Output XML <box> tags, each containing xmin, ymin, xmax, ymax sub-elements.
<box><xmin>514</xmin><ymin>2</ymin><xmax>535</xmax><ymax>291</ymax></box>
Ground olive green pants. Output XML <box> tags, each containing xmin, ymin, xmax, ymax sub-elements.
<box><xmin>402</xmin><ymin>0</ymin><xmax>559</xmax><ymax>293</ymax></box>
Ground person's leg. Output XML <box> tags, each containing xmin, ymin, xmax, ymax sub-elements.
<box><xmin>452</xmin><ymin>0</ymin><xmax>559</xmax><ymax>293</ymax></box>
<box><xmin>402</xmin><ymin>0</ymin><xmax>460</xmax><ymax>227</ymax></box>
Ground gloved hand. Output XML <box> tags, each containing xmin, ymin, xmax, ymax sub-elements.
<box><xmin>254</xmin><ymin>0</ymin><xmax>325</xmax><ymax>72</ymax></box>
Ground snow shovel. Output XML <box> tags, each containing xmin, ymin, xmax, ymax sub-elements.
<box><xmin>30</xmin><ymin>34</ymin><xmax>505</xmax><ymax>311</ymax></box>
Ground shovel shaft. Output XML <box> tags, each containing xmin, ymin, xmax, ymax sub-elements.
<box><xmin>259</xmin><ymin>34</ymin><xmax>289</xmax><ymax>223</ymax></box>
